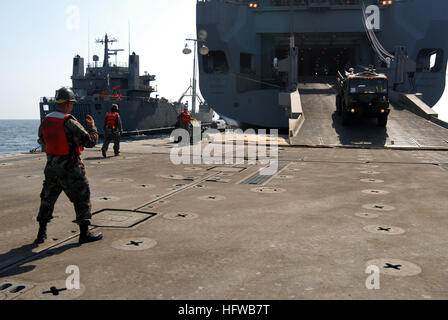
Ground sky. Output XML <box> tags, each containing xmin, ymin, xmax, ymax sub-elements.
<box><xmin>0</xmin><ymin>0</ymin><xmax>199</xmax><ymax>119</ymax></box>
<box><xmin>0</xmin><ymin>0</ymin><xmax>447</xmax><ymax>121</ymax></box>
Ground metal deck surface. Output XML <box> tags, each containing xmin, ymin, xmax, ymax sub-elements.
<box><xmin>1</xmin><ymin>133</ymin><xmax>448</xmax><ymax>299</ymax></box>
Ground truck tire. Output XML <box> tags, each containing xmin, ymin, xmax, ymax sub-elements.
<box><xmin>342</xmin><ymin>112</ymin><xmax>350</xmax><ymax>126</ymax></box>
<box><xmin>336</xmin><ymin>95</ymin><xmax>342</xmax><ymax>116</ymax></box>
<box><xmin>378</xmin><ymin>115</ymin><xmax>388</xmax><ymax>127</ymax></box>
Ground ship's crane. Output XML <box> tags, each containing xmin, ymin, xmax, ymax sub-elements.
<box><xmin>361</xmin><ymin>1</ymin><xmax>417</xmax><ymax>92</ymax></box>
<box><xmin>178</xmin><ymin>80</ymin><xmax>204</xmax><ymax>106</ymax></box>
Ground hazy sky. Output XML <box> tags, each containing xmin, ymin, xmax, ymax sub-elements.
<box><xmin>0</xmin><ymin>0</ymin><xmax>198</xmax><ymax>119</ymax></box>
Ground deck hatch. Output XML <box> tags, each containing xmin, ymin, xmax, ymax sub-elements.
<box><xmin>91</xmin><ymin>209</ymin><xmax>156</xmax><ymax>228</ymax></box>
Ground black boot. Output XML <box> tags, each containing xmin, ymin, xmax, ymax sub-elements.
<box><xmin>102</xmin><ymin>149</ymin><xmax>107</xmax><ymax>158</ymax></box>
<box><xmin>79</xmin><ymin>224</ymin><xmax>103</xmax><ymax>244</ymax></box>
<box><xmin>35</xmin><ymin>221</ymin><xmax>48</xmax><ymax>244</ymax></box>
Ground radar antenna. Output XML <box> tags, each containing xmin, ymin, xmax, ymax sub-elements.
<box><xmin>96</xmin><ymin>34</ymin><xmax>123</xmax><ymax>68</ymax></box>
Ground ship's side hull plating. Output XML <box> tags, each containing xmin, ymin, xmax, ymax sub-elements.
<box><xmin>197</xmin><ymin>0</ymin><xmax>448</xmax><ymax>128</ymax></box>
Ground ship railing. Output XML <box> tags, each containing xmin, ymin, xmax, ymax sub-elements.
<box><xmin>265</xmin><ymin>0</ymin><xmax>362</xmax><ymax>6</ymax></box>
<box><xmin>87</xmin><ymin>62</ymin><xmax>129</xmax><ymax>69</ymax></box>
<box><xmin>198</xmin><ymin>0</ymin><xmax>375</xmax><ymax>6</ymax></box>
<box><xmin>41</xmin><ymin>97</ymin><xmax>56</xmax><ymax>103</ymax></box>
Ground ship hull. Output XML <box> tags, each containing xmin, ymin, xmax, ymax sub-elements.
<box><xmin>40</xmin><ymin>98</ymin><xmax>214</xmax><ymax>136</ymax></box>
<box><xmin>197</xmin><ymin>0</ymin><xmax>448</xmax><ymax>128</ymax></box>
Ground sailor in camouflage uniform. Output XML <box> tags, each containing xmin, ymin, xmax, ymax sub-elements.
<box><xmin>35</xmin><ymin>87</ymin><xmax>103</xmax><ymax>245</ymax></box>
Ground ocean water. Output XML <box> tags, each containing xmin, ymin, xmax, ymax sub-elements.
<box><xmin>0</xmin><ymin>120</ymin><xmax>41</xmax><ymax>156</ymax></box>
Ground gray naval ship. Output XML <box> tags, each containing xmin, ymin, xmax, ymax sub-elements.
<box><xmin>39</xmin><ymin>34</ymin><xmax>214</xmax><ymax>136</ymax></box>
<box><xmin>196</xmin><ymin>0</ymin><xmax>448</xmax><ymax>129</ymax></box>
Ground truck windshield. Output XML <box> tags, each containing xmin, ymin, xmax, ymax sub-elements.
<box><xmin>350</xmin><ymin>79</ymin><xmax>388</xmax><ymax>94</ymax></box>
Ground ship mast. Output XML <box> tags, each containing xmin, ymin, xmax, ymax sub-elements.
<box><xmin>96</xmin><ymin>34</ymin><xmax>120</xmax><ymax>68</ymax></box>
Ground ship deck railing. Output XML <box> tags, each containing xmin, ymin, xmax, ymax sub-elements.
<box><xmin>41</xmin><ymin>96</ymin><xmax>173</xmax><ymax>104</ymax></box>
<box><xmin>198</xmin><ymin>0</ymin><xmax>380</xmax><ymax>7</ymax></box>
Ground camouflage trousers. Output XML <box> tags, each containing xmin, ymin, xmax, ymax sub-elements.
<box><xmin>102</xmin><ymin>130</ymin><xmax>120</xmax><ymax>155</ymax></box>
<box><xmin>37</xmin><ymin>159</ymin><xmax>92</xmax><ymax>226</ymax></box>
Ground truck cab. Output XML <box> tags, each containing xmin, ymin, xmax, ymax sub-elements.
<box><xmin>336</xmin><ymin>69</ymin><xmax>390</xmax><ymax>127</ymax></box>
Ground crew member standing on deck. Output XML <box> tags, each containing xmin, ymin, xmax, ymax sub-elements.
<box><xmin>35</xmin><ymin>87</ymin><xmax>103</xmax><ymax>245</ymax></box>
<box><xmin>178</xmin><ymin>103</ymin><xmax>192</xmax><ymax>130</ymax></box>
<box><xmin>102</xmin><ymin>104</ymin><xmax>123</xmax><ymax>158</ymax></box>
<box><xmin>176</xmin><ymin>103</ymin><xmax>193</xmax><ymax>143</ymax></box>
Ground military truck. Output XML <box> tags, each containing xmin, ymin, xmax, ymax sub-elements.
<box><xmin>336</xmin><ymin>69</ymin><xmax>390</xmax><ymax>127</ymax></box>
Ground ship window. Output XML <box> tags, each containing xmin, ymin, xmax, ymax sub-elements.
<box><xmin>95</xmin><ymin>104</ymin><xmax>102</xmax><ymax>110</ymax></box>
<box><xmin>203</xmin><ymin>51</ymin><xmax>229</xmax><ymax>74</ymax></box>
<box><xmin>43</xmin><ymin>105</ymin><xmax>49</xmax><ymax>112</ymax></box>
<box><xmin>240</xmin><ymin>53</ymin><xmax>255</xmax><ymax>75</ymax></box>
<box><xmin>416</xmin><ymin>49</ymin><xmax>444</xmax><ymax>72</ymax></box>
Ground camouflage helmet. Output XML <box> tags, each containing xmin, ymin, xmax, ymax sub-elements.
<box><xmin>111</xmin><ymin>104</ymin><xmax>119</xmax><ymax>112</ymax></box>
<box><xmin>56</xmin><ymin>87</ymin><xmax>77</xmax><ymax>104</ymax></box>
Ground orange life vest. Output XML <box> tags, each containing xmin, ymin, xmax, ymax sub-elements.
<box><xmin>181</xmin><ymin>111</ymin><xmax>191</xmax><ymax>124</ymax></box>
<box><xmin>106</xmin><ymin>112</ymin><xmax>119</xmax><ymax>128</ymax></box>
<box><xmin>42</xmin><ymin>112</ymin><xmax>84</xmax><ymax>156</ymax></box>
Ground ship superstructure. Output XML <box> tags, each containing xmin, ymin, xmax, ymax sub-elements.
<box><xmin>40</xmin><ymin>34</ymin><xmax>213</xmax><ymax>135</ymax></box>
<box><xmin>196</xmin><ymin>0</ymin><xmax>448</xmax><ymax>129</ymax></box>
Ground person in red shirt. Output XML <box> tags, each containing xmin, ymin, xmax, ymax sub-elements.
<box><xmin>176</xmin><ymin>103</ymin><xmax>194</xmax><ymax>144</ymax></box>
<box><xmin>102</xmin><ymin>104</ymin><xmax>123</xmax><ymax>158</ymax></box>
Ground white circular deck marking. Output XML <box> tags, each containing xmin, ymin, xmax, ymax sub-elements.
<box><xmin>366</xmin><ymin>259</ymin><xmax>422</xmax><ymax>277</ymax></box>
<box><xmin>361</xmin><ymin>179</ymin><xmax>384</xmax><ymax>184</ymax></box>
<box><xmin>160</xmin><ymin>174</ymin><xmax>186</xmax><ymax>181</ymax></box>
<box><xmin>18</xmin><ymin>175</ymin><xmax>40</xmax><ymax>180</ymax></box>
<box><xmin>0</xmin><ymin>163</ymin><xmax>13</xmax><ymax>167</ymax></box>
<box><xmin>360</xmin><ymin>171</ymin><xmax>381</xmax><ymax>175</ymax></box>
<box><xmin>135</xmin><ymin>184</ymin><xmax>156</xmax><ymax>189</ymax></box>
<box><xmin>363</xmin><ymin>204</ymin><xmax>395</xmax><ymax>211</ymax></box>
<box><xmin>112</xmin><ymin>238</ymin><xmax>157</xmax><ymax>251</ymax></box>
<box><xmin>93</xmin><ymin>196</ymin><xmax>121</xmax><ymax>202</ymax></box>
<box><xmin>102</xmin><ymin>178</ymin><xmax>134</xmax><ymax>184</ymax></box>
<box><xmin>198</xmin><ymin>195</ymin><xmax>226</xmax><ymax>201</ymax></box>
<box><xmin>362</xmin><ymin>189</ymin><xmax>390</xmax><ymax>195</ymax></box>
<box><xmin>363</xmin><ymin>225</ymin><xmax>406</xmax><ymax>235</ymax></box>
<box><xmin>355</xmin><ymin>212</ymin><xmax>380</xmax><ymax>219</ymax></box>
<box><xmin>34</xmin><ymin>280</ymin><xmax>86</xmax><ymax>300</ymax></box>
<box><xmin>184</xmin><ymin>167</ymin><xmax>203</xmax><ymax>172</ymax></box>
<box><xmin>164</xmin><ymin>212</ymin><xmax>199</xmax><ymax>221</ymax></box>
<box><xmin>251</xmin><ymin>187</ymin><xmax>286</xmax><ymax>194</ymax></box>
<box><xmin>359</xmin><ymin>165</ymin><xmax>379</xmax><ymax>169</ymax></box>
<box><xmin>275</xmin><ymin>175</ymin><xmax>294</xmax><ymax>180</ymax></box>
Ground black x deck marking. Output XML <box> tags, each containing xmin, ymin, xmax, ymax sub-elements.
<box><xmin>384</xmin><ymin>263</ymin><xmax>402</xmax><ymax>270</ymax></box>
<box><xmin>127</xmin><ymin>241</ymin><xmax>143</xmax><ymax>247</ymax></box>
<box><xmin>43</xmin><ymin>286</ymin><xmax>67</xmax><ymax>296</ymax></box>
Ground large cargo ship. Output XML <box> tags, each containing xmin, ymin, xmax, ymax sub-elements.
<box><xmin>39</xmin><ymin>34</ymin><xmax>214</xmax><ymax>136</ymax></box>
<box><xmin>196</xmin><ymin>0</ymin><xmax>448</xmax><ymax>128</ymax></box>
